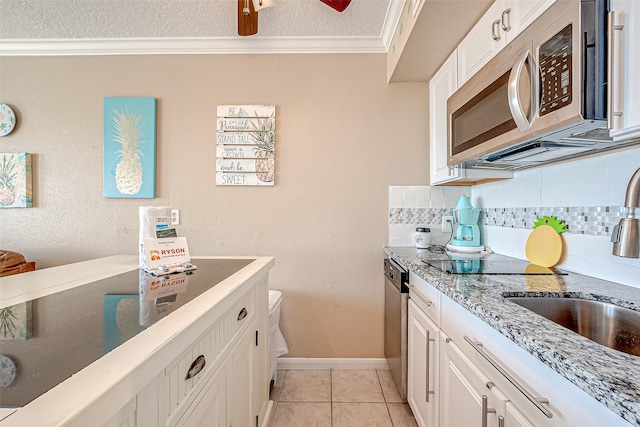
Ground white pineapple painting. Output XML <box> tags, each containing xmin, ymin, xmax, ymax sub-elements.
<box><xmin>112</xmin><ymin>107</ymin><xmax>144</xmax><ymax>195</ymax></box>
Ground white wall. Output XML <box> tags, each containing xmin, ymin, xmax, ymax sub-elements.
<box><xmin>0</xmin><ymin>54</ymin><xmax>429</xmax><ymax>358</ymax></box>
<box><xmin>471</xmin><ymin>146</ymin><xmax>640</xmax><ymax>288</ymax></box>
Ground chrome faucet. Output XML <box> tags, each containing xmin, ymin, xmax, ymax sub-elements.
<box><xmin>611</xmin><ymin>167</ymin><xmax>640</xmax><ymax>258</ymax></box>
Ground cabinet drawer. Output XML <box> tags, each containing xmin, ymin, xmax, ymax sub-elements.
<box><xmin>409</xmin><ymin>272</ymin><xmax>441</xmax><ymax>326</ymax></box>
<box><xmin>163</xmin><ymin>286</ymin><xmax>256</xmax><ymax>424</ymax></box>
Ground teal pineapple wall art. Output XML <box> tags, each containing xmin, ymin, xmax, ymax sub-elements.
<box><xmin>103</xmin><ymin>97</ymin><xmax>157</xmax><ymax>198</ymax></box>
<box><xmin>0</xmin><ymin>153</ymin><xmax>32</xmax><ymax>208</ymax></box>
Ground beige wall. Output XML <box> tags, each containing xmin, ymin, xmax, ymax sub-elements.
<box><xmin>0</xmin><ymin>54</ymin><xmax>428</xmax><ymax>358</ymax></box>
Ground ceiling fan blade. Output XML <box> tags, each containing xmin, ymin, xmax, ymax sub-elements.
<box><xmin>238</xmin><ymin>0</ymin><xmax>259</xmax><ymax>36</ymax></box>
<box><xmin>319</xmin><ymin>0</ymin><xmax>351</xmax><ymax>12</ymax></box>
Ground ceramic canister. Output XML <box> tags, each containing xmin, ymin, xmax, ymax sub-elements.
<box><xmin>415</xmin><ymin>227</ymin><xmax>431</xmax><ymax>249</ymax></box>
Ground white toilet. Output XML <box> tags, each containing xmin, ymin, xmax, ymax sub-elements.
<box><xmin>268</xmin><ymin>290</ymin><xmax>289</xmax><ymax>383</ymax></box>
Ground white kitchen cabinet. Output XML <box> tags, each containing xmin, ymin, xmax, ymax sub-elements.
<box><xmin>173</xmin><ymin>316</ymin><xmax>258</xmax><ymax>427</ymax></box>
<box><xmin>438</xmin><ymin>290</ymin><xmax>630</xmax><ymax>427</ymax></box>
<box><xmin>0</xmin><ymin>256</ymin><xmax>274</xmax><ymax>427</ymax></box>
<box><xmin>457</xmin><ymin>0</ymin><xmax>556</xmax><ymax>85</ymax></box>
<box><xmin>407</xmin><ymin>299</ymin><xmax>439</xmax><ymax>427</ymax></box>
<box><xmin>440</xmin><ymin>332</ymin><xmax>542</xmax><ymax>427</ymax></box>
<box><xmin>429</xmin><ymin>51</ymin><xmax>513</xmax><ymax>185</ymax></box>
<box><xmin>226</xmin><ymin>318</ymin><xmax>259</xmax><ymax>427</ymax></box>
<box><xmin>175</xmin><ymin>365</ymin><xmax>226</xmax><ymax>427</ymax></box>
<box><xmin>440</xmin><ymin>332</ymin><xmax>503</xmax><ymax>427</ymax></box>
<box><xmin>504</xmin><ymin>402</ymin><xmax>535</xmax><ymax>427</ymax></box>
<box><xmin>457</xmin><ymin>0</ymin><xmax>508</xmax><ymax>86</ymax></box>
<box><xmin>429</xmin><ymin>51</ymin><xmax>461</xmax><ymax>185</ymax></box>
<box><xmin>610</xmin><ymin>0</ymin><xmax>640</xmax><ymax>141</ymax></box>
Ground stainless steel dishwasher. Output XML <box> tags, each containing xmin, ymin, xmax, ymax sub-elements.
<box><xmin>384</xmin><ymin>258</ymin><xmax>409</xmax><ymax>400</ymax></box>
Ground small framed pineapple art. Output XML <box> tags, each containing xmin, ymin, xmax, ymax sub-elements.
<box><xmin>103</xmin><ymin>97</ymin><xmax>157</xmax><ymax>198</ymax></box>
<box><xmin>0</xmin><ymin>153</ymin><xmax>32</xmax><ymax>209</ymax></box>
<box><xmin>216</xmin><ymin>105</ymin><xmax>275</xmax><ymax>186</ymax></box>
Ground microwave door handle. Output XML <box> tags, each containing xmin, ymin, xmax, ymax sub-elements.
<box><xmin>507</xmin><ymin>50</ymin><xmax>533</xmax><ymax>132</ymax></box>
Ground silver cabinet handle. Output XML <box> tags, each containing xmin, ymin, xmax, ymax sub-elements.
<box><xmin>407</xmin><ymin>283</ymin><xmax>433</xmax><ymax>307</ymax></box>
<box><xmin>464</xmin><ymin>336</ymin><xmax>553</xmax><ymax>419</ymax></box>
<box><xmin>607</xmin><ymin>11</ymin><xmax>624</xmax><ymax>129</ymax></box>
<box><xmin>498</xmin><ymin>415</ymin><xmax>505</xmax><ymax>427</ymax></box>
<box><xmin>425</xmin><ymin>330</ymin><xmax>436</xmax><ymax>403</ymax></box>
<box><xmin>482</xmin><ymin>395</ymin><xmax>496</xmax><ymax>427</ymax></box>
<box><xmin>492</xmin><ymin>19</ymin><xmax>501</xmax><ymax>41</ymax></box>
<box><xmin>507</xmin><ymin>50</ymin><xmax>534</xmax><ymax>132</ymax></box>
<box><xmin>501</xmin><ymin>8</ymin><xmax>511</xmax><ymax>32</ymax></box>
<box><xmin>237</xmin><ymin>307</ymin><xmax>248</xmax><ymax>321</ymax></box>
<box><xmin>185</xmin><ymin>355</ymin><xmax>206</xmax><ymax>380</ymax></box>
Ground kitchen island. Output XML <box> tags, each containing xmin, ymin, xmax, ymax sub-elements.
<box><xmin>385</xmin><ymin>246</ymin><xmax>640</xmax><ymax>426</ymax></box>
<box><xmin>0</xmin><ymin>255</ymin><xmax>275</xmax><ymax>427</ymax></box>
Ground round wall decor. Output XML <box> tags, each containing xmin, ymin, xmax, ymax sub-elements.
<box><xmin>0</xmin><ymin>355</ymin><xmax>16</xmax><ymax>387</ymax></box>
<box><xmin>0</xmin><ymin>104</ymin><xmax>17</xmax><ymax>137</ymax></box>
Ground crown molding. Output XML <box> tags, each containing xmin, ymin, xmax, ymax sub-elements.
<box><xmin>380</xmin><ymin>0</ymin><xmax>404</xmax><ymax>49</ymax></box>
<box><xmin>0</xmin><ymin>35</ymin><xmax>389</xmax><ymax>56</ymax></box>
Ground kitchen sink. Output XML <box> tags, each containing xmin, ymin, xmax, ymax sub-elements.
<box><xmin>505</xmin><ymin>296</ymin><xmax>640</xmax><ymax>357</ymax></box>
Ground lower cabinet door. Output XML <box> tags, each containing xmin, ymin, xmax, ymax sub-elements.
<box><xmin>226</xmin><ymin>320</ymin><xmax>258</xmax><ymax>427</ymax></box>
<box><xmin>176</xmin><ymin>366</ymin><xmax>226</xmax><ymax>427</ymax></box>
<box><xmin>503</xmin><ymin>402</ymin><xmax>535</xmax><ymax>427</ymax></box>
<box><xmin>439</xmin><ymin>333</ymin><xmax>503</xmax><ymax>427</ymax></box>
<box><xmin>407</xmin><ymin>300</ymin><xmax>439</xmax><ymax>427</ymax></box>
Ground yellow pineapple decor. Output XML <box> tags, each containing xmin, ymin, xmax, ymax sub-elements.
<box><xmin>525</xmin><ymin>216</ymin><xmax>567</xmax><ymax>267</ymax></box>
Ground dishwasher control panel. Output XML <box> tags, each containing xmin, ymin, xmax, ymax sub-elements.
<box><xmin>384</xmin><ymin>258</ymin><xmax>409</xmax><ymax>293</ymax></box>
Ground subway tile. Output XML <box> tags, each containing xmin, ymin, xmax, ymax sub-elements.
<box><xmin>388</xmin><ymin>186</ymin><xmax>405</xmax><ymax>202</ymax></box>
<box><xmin>403</xmin><ymin>186</ymin><xmax>431</xmax><ymax>201</ymax></box>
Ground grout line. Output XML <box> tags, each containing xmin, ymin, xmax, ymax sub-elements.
<box><xmin>330</xmin><ymin>369</ymin><xmax>333</xmax><ymax>426</ymax></box>
<box><xmin>271</xmin><ymin>369</ymin><xmax>414</xmax><ymax>426</ymax></box>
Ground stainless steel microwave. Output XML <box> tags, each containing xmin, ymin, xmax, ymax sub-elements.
<box><xmin>447</xmin><ymin>0</ymin><xmax>633</xmax><ymax>171</ymax></box>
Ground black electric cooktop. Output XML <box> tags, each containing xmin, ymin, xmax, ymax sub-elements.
<box><xmin>423</xmin><ymin>253</ymin><xmax>568</xmax><ymax>275</ymax></box>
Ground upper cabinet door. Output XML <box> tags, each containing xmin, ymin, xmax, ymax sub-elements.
<box><xmin>609</xmin><ymin>0</ymin><xmax>640</xmax><ymax>141</ymax></box>
<box><xmin>458</xmin><ymin>0</ymin><xmax>556</xmax><ymax>86</ymax></box>
<box><xmin>429</xmin><ymin>51</ymin><xmax>460</xmax><ymax>185</ymax></box>
<box><xmin>506</xmin><ymin>0</ymin><xmax>556</xmax><ymax>38</ymax></box>
<box><xmin>457</xmin><ymin>0</ymin><xmax>507</xmax><ymax>86</ymax></box>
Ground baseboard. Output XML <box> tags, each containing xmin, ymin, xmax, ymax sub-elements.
<box><xmin>262</xmin><ymin>400</ymin><xmax>274</xmax><ymax>427</ymax></box>
<box><xmin>276</xmin><ymin>357</ymin><xmax>389</xmax><ymax>371</ymax></box>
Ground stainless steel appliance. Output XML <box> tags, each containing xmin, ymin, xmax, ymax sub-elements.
<box><xmin>447</xmin><ymin>0</ymin><xmax>636</xmax><ymax>171</ymax></box>
<box><xmin>384</xmin><ymin>258</ymin><xmax>409</xmax><ymax>400</ymax></box>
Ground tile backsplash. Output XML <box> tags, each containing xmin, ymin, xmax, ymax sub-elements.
<box><xmin>483</xmin><ymin>206</ymin><xmax>626</xmax><ymax>237</ymax></box>
<box><xmin>388</xmin><ymin>147</ymin><xmax>640</xmax><ymax>289</ymax></box>
<box><xmin>388</xmin><ymin>185</ymin><xmax>470</xmax><ymax>247</ymax></box>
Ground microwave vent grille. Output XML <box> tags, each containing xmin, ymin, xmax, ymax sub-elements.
<box><xmin>565</xmin><ymin>127</ymin><xmax>613</xmax><ymax>142</ymax></box>
<box><xmin>470</xmin><ymin>162</ymin><xmax>516</xmax><ymax>170</ymax></box>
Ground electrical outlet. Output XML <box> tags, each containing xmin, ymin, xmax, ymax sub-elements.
<box><xmin>442</xmin><ymin>216</ymin><xmax>453</xmax><ymax>231</ymax></box>
<box><xmin>171</xmin><ymin>209</ymin><xmax>180</xmax><ymax>225</ymax></box>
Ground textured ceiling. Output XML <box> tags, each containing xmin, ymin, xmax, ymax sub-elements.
<box><xmin>0</xmin><ymin>0</ymin><xmax>398</xmax><ymax>54</ymax></box>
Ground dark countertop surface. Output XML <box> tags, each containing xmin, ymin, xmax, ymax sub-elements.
<box><xmin>0</xmin><ymin>258</ymin><xmax>253</xmax><ymax>409</ymax></box>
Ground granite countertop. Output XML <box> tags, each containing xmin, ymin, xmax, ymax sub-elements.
<box><xmin>384</xmin><ymin>246</ymin><xmax>640</xmax><ymax>426</ymax></box>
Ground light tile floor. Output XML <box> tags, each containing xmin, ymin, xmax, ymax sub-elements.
<box><xmin>269</xmin><ymin>370</ymin><xmax>418</xmax><ymax>427</ymax></box>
